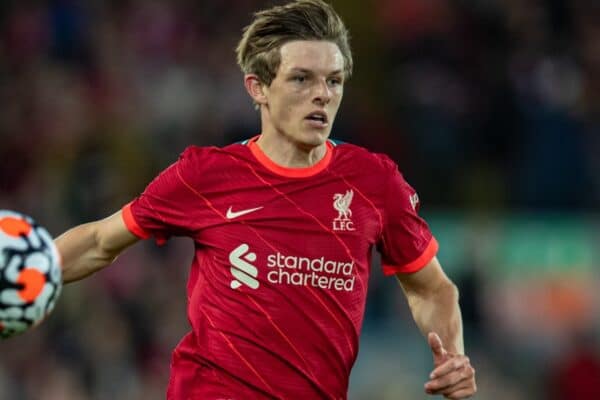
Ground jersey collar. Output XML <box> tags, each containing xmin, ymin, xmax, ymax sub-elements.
<box><xmin>246</xmin><ymin>135</ymin><xmax>333</xmax><ymax>178</ymax></box>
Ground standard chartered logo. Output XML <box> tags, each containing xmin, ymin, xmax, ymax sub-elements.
<box><xmin>228</xmin><ymin>244</ymin><xmax>355</xmax><ymax>292</ymax></box>
<box><xmin>266</xmin><ymin>253</ymin><xmax>355</xmax><ymax>291</ymax></box>
<box><xmin>229</xmin><ymin>244</ymin><xmax>259</xmax><ymax>290</ymax></box>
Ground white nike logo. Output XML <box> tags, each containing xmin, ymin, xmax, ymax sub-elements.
<box><xmin>226</xmin><ymin>206</ymin><xmax>263</xmax><ymax>220</ymax></box>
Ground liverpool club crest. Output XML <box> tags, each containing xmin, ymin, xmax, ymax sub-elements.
<box><xmin>333</xmin><ymin>190</ymin><xmax>355</xmax><ymax>231</ymax></box>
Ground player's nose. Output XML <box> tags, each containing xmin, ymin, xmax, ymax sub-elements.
<box><xmin>312</xmin><ymin>79</ymin><xmax>332</xmax><ymax>105</ymax></box>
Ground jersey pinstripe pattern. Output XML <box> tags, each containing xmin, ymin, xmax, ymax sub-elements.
<box><xmin>123</xmin><ymin>136</ymin><xmax>438</xmax><ymax>399</ymax></box>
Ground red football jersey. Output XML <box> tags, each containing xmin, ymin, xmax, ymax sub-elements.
<box><xmin>122</xmin><ymin>136</ymin><xmax>438</xmax><ymax>399</ymax></box>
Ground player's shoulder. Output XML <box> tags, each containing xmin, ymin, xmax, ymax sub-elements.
<box><xmin>178</xmin><ymin>141</ymin><xmax>248</xmax><ymax>164</ymax></box>
<box><xmin>170</xmin><ymin>143</ymin><xmax>251</xmax><ymax>187</ymax></box>
<box><xmin>332</xmin><ymin>139</ymin><xmax>398</xmax><ymax>174</ymax></box>
<box><xmin>179</xmin><ymin>144</ymin><xmax>224</xmax><ymax>160</ymax></box>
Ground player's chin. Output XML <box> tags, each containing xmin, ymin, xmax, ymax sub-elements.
<box><xmin>299</xmin><ymin>126</ymin><xmax>332</xmax><ymax>146</ymax></box>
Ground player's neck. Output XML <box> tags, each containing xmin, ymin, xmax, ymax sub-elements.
<box><xmin>255</xmin><ymin>132</ymin><xmax>327</xmax><ymax>168</ymax></box>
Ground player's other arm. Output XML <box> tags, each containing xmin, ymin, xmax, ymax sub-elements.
<box><xmin>55</xmin><ymin>210</ymin><xmax>139</xmax><ymax>283</ymax></box>
<box><xmin>396</xmin><ymin>257</ymin><xmax>476</xmax><ymax>399</ymax></box>
<box><xmin>396</xmin><ymin>256</ymin><xmax>463</xmax><ymax>353</ymax></box>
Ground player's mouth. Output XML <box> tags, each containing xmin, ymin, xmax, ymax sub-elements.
<box><xmin>304</xmin><ymin>111</ymin><xmax>329</xmax><ymax>128</ymax></box>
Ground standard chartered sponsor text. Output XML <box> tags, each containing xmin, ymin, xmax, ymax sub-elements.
<box><xmin>266</xmin><ymin>252</ymin><xmax>355</xmax><ymax>291</ymax></box>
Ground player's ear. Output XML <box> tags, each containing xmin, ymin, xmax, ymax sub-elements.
<box><xmin>244</xmin><ymin>74</ymin><xmax>268</xmax><ymax>107</ymax></box>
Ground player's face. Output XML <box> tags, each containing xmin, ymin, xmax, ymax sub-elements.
<box><xmin>263</xmin><ymin>40</ymin><xmax>345</xmax><ymax>148</ymax></box>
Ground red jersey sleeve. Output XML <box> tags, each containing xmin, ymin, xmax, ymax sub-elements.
<box><xmin>121</xmin><ymin>147</ymin><xmax>202</xmax><ymax>244</ymax></box>
<box><xmin>377</xmin><ymin>157</ymin><xmax>438</xmax><ymax>275</ymax></box>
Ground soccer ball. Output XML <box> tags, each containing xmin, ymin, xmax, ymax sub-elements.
<box><xmin>0</xmin><ymin>210</ymin><xmax>62</xmax><ymax>339</ymax></box>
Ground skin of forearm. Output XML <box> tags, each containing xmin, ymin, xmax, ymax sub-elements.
<box><xmin>55</xmin><ymin>222</ymin><xmax>119</xmax><ymax>283</ymax></box>
<box><xmin>405</xmin><ymin>282</ymin><xmax>464</xmax><ymax>354</ymax></box>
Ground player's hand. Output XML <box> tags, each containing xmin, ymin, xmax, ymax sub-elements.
<box><xmin>424</xmin><ymin>332</ymin><xmax>476</xmax><ymax>399</ymax></box>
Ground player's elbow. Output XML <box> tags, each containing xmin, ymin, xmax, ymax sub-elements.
<box><xmin>57</xmin><ymin>222</ymin><xmax>116</xmax><ymax>283</ymax></box>
<box><xmin>406</xmin><ymin>279</ymin><xmax>459</xmax><ymax>312</ymax></box>
<box><xmin>439</xmin><ymin>280</ymin><xmax>459</xmax><ymax>303</ymax></box>
<box><xmin>426</xmin><ymin>278</ymin><xmax>459</xmax><ymax>306</ymax></box>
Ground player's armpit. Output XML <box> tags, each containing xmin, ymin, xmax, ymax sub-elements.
<box><xmin>56</xmin><ymin>210</ymin><xmax>139</xmax><ymax>283</ymax></box>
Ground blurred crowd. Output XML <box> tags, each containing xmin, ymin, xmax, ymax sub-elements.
<box><xmin>0</xmin><ymin>0</ymin><xmax>599</xmax><ymax>399</ymax></box>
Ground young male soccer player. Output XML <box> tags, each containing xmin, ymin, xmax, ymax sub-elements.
<box><xmin>55</xmin><ymin>0</ymin><xmax>477</xmax><ymax>398</ymax></box>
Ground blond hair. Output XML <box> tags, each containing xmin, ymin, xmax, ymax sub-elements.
<box><xmin>236</xmin><ymin>0</ymin><xmax>353</xmax><ymax>86</ymax></box>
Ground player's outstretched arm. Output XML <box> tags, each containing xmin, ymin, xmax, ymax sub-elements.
<box><xmin>396</xmin><ymin>257</ymin><xmax>476</xmax><ymax>399</ymax></box>
<box><xmin>55</xmin><ymin>210</ymin><xmax>139</xmax><ymax>283</ymax></box>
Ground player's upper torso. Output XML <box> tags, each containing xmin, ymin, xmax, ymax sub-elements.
<box><xmin>124</xmin><ymin>136</ymin><xmax>437</xmax><ymax>399</ymax></box>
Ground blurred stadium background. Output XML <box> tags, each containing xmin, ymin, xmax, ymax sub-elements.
<box><xmin>0</xmin><ymin>0</ymin><xmax>598</xmax><ymax>399</ymax></box>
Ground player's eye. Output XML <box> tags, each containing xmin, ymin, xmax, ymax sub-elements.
<box><xmin>292</xmin><ymin>75</ymin><xmax>307</xmax><ymax>83</ymax></box>
<box><xmin>327</xmin><ymin>77</ymin><xmax>343</xmax><ymax>86</ymax></box>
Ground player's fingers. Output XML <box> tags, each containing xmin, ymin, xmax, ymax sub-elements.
<box><xmin>425</xmin><ymin>365</ymin><xmax>475</xmax><ymax>394</ymax></box>
<box><xmin>430</xmin><ymin>355</ymin><xmax>471</xmax><ymax>379</ymax></box>
<box><xmin>442</xmin><ymin>380</ymin><xmax>477</xmax><ymax>399</ymax></box>
<box><xmin>440</xmin><ymin>367</ymin><xmax>476</xmax><ymax>398</ymax></box>
<box><xmin>427</xmin><ymin>376</ymin><xmax>474</xmax><ymax>397</ymax></box>
<box><xmin>428</xmin><ymin>332</ymin><xmax>446</xmax><ymax>359</ymax></box>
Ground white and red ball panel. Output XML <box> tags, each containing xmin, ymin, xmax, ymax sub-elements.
<box><xmin>0</xmin><ymin>210</ymin><xmax>62</xmax><ymax>339</ymax></box>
